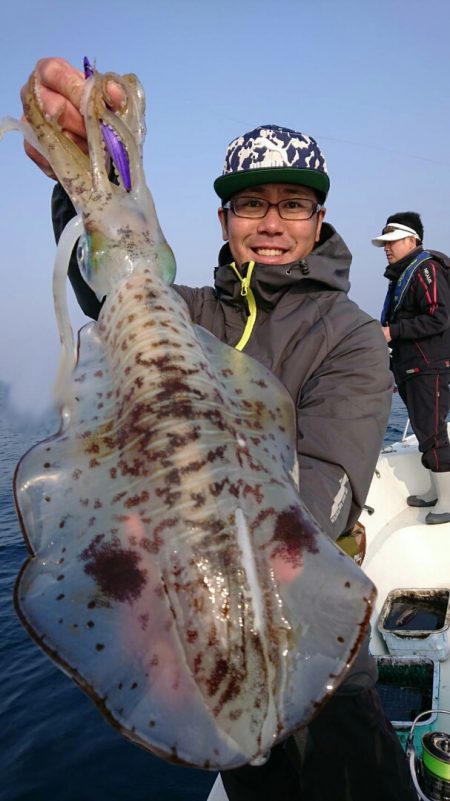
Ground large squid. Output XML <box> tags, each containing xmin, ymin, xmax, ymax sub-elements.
<box><xmin>0</xmin><ymin>64</ymin><xmax>376</xmax><ymax>769</ymax></box>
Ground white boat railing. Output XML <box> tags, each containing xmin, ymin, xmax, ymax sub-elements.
<box><xmin>402</xmin><ymin>418</ymin><xmax>411</xmax><ymax>441</ymax></box>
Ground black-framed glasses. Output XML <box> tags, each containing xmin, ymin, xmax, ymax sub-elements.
<box><xmin>223</xmin><ymin>196</ymin><xmax>321</xmax><ymax>221</ymax></box>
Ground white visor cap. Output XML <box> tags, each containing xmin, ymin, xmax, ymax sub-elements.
<box><xmin>372</xmin><ymin>222</ymin><xmax>421</xmax><ymax>247</ymax></box>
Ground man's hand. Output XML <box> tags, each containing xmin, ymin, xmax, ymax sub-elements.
<box><xmin>382</xmin><ymin>325</ymin><xmax>391</xmax><ymax>343</ymax></box>
<box><xmin>20</xmin><ymin>58</ymin><xmax>87</xmax><ymax>178</ymax></box>
<box><xmin>20</xmin><ymin>57</ymin><xmax>124</xmax><ymax>179</ymax></box>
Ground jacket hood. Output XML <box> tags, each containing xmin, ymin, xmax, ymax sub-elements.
<box><xmin>214</xmin><ymin>222</ymin><xmax>351</xmax><ymax>308</ymax></box>
<box><xmin>429</xmin><ymin>249</ymin><xmax>450</xmax><ymax>269</ymax></box>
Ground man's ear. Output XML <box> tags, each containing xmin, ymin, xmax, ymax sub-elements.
<box><xmin>218</xmin><ymin>207</ymin><xmax>229</xmax><ymax>242</ymax></box>
<box><xmin>315</xmin><ymin>206</ymin><xmax>326</xmax><ymax>243</ymax></box>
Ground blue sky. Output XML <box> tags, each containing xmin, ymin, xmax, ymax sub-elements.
<box><xmin>1</xmin><ymin>0</ymin><xmax>450</xmax><ymax>414</ymax></box>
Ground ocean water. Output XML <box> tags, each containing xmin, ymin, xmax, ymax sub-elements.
<box><xmin>0</xmin><ymin>389</ymin><xmax>407</xmax><ymax>801</ymax></box>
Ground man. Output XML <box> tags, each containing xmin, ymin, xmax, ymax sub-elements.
<box><xmin>22</xmin><ymin>59</ymin><xmax>416</xmax><ymax>801</ymax></box>
<box><xmin>373</xmin><ymin>212</ymin><xmax>450</xmax><ymax>524</ymax></box>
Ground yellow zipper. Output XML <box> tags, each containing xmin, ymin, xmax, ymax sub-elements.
<box><xmin>228</xmin><ymin>261</ymin><xmax>257</xmax><ymax>351</ymax></box>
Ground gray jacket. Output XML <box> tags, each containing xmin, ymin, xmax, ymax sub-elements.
<box><xmin>177</xmin><ymin>224</ymin><xmax>392</xmax><ymax>695</ymax></box>
<box><xmin>176</xmin><ymin>225</ymin><xmax>393</xmax><ymax>542</ymax></box>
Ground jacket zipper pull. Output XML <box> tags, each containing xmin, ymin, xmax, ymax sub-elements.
<box><xmin>240</xmin><ymin>275</ymin><xmax>250</xmax><ymax>296</ymax></box>
<box><xmin>241</xmin><ymin>261</ymin><xmax>256</xmax><ymax>295</ymax></box>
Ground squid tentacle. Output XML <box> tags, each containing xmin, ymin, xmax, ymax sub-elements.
<box><xmin>52</xmin><ymin>215</ymin><xmax>84</xmax><ymax>403</ymax></box>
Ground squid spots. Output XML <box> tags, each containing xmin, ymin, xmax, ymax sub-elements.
<box><xmin>81</xmin><ymin>537</ymin><xmax>147</xmax><ymax>603</ymax></box>
<box><xmin>268</xmin><ymin>506</ymin><xmax>319</xmax><ymax>582</ymax></box>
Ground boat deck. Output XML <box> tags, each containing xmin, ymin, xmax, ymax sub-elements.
<box><xmin>361</xmin><ymin>436</ymin><xmax>450</xmax><ymax>790</ymax></box>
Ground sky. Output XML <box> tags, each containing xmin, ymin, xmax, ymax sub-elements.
<box><xmin>1</xmin><ymin>0</ymin><xmax>450</xmax><ymax>416</ymax></box>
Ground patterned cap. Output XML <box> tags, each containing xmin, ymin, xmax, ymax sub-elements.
<box><xmin>214</xmin><ymin>124</ymin><xmax>329</xmax><ymax>203</ymax></box>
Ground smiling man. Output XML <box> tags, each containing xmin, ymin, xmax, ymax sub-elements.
<box><xmin>21</xmin><ymin>61</ymin><xmax>415</xmax><ymax>800</ymax></box>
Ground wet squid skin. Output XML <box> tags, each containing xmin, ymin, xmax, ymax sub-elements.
<box><xmin>89</xmin><ymin>262</ymin><xmax>305</xmax><ymax>753</ymax></box>
<box><xmin>5</xmin><ymin>65</ymin><xmax>376</xmax><ymax>769</ymax></box>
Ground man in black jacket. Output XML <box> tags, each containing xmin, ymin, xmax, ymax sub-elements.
<box><xmin>373</xmin><ymin>211</ymin><xmax>450</xmax><ymax>524</ymax></box>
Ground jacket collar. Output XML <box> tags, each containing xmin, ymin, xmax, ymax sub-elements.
<box><xmin>214</xmin><ymin>223</ymin><xmax>351</xmax><ymax>309</ymax></box>
<box><xmin>384</xmin><ymin>246</ymin><xmax>423</xmax><ymax>281</ymax></box>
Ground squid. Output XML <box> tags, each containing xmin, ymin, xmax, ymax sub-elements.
<box><xmin>0</xmin><ymin>63</ymin><xmax>376</xmax><ymax>769</ymax></box>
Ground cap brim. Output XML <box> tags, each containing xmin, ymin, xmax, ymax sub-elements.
<box><xmin>214</xmin><ymin>167</ymin><xmax>330</xmax><ymax>203</ymax></box>
<box><xmin>371</xmin><ymin>231</ymin><xmax>413</xmax><ymax>247</ymax></box>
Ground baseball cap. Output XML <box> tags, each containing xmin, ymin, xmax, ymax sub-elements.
<box><xmin>214</xmin><ymin>124</ymin><xmax>330</xmax><ymax>203</ymax></box>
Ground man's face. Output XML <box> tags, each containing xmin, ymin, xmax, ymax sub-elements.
<box><xmin>384</xmin><ymin>236</ymin><xmax>418</xmax><ymax>264</ymax></box>
<box><xmin>218</xmin><ymin>183</ymin><xmax>326</xmax><ymax>268</ymax></box>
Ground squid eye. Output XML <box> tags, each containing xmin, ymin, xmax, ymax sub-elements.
<box><xmin>77</xmin><ymin>234</ymin><xmax>91</xmax><ymax>280</ymax></box>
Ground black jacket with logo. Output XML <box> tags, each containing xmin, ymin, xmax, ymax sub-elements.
<box><xmin>384</xmin><ymin>247</ymin><xmax>450</xmax><ymax>384</ymax></box>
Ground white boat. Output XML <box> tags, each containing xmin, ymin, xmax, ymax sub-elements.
<box><xmin>208</xmin><ymin>427</ymin><xmax>450</xmax><ymax>800</ymax></box>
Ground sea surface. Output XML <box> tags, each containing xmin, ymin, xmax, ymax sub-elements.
<box><xmin>0</xmin><ymin>388</ymin><xmax>407</xmax><ymax>801</ymax></box>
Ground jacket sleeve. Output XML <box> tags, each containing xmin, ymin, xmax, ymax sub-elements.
<box><xmin>389</xmin><ymin>260</ymin><xmax>450</xmax><ymax>340</ymax></box>
<box><xmin>296</xmin><ymin>319</ymin><xmax>393</xmax><ymax>541</ymax></box>
<box><xmin>51</xmin><ymin>182</ymin><xmax>103</xmax><ymax>320</ymax></box>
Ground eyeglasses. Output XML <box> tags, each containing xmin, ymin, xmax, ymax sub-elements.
<box><xmin>223</xmin><ymin>196</ymin><xmax>321</xmax><ymax>221</ymax></box>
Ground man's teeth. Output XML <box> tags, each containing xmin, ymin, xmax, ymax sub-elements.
<box><xmin>255</xmin><ymin>248</ymin><xmax>285</xmax><ymax>256</ymax></box>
